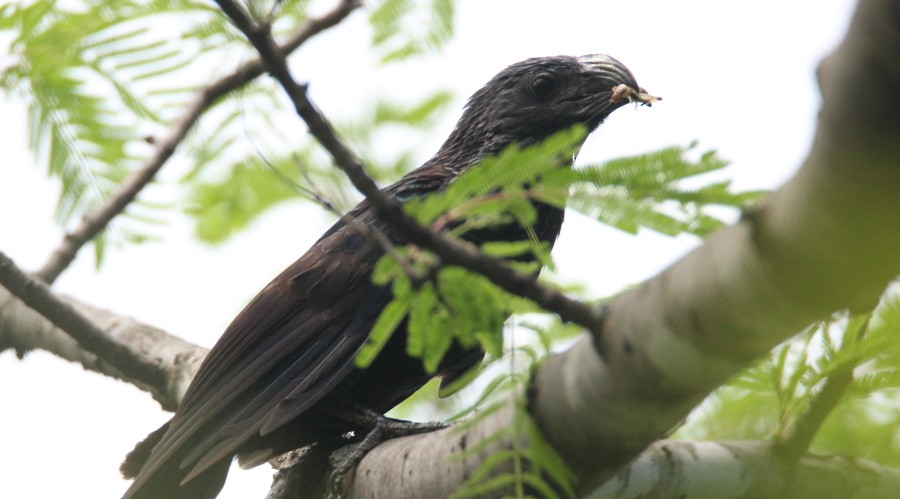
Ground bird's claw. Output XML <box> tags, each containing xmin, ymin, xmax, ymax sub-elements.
<box><xmin>326</xmin><ymin>404</ymin><xmax>450</xmax><ymax>496</ymax></box>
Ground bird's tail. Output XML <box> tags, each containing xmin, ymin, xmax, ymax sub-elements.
<box><xmin>120</xmin><ymin>420</ymin><xmax>170</xmax><ymax>480</ymax></box>
<box><xmin>120</xmin><ymin>420</ymin><xmax>230</xmax><ymax>499</ymax></box>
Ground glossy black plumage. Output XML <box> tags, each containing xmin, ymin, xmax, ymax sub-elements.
<box><xmin>121</xmin><ymin>54</ymin><xmax>644</xmax><ymax>499</ymax></box>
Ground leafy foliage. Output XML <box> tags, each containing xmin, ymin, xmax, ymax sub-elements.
<box><xmin>185</xmin><ymin>153</ymin><xmax>304</xmax><ymax>242</ymax></box>
<box><xmin>183</xmin><ymin>87</ymin><xmax>455</xmax><ymax>242</ymax></box>
<box><xmin>369</xmin><ymin>0</ymin><xmax>455</xmax><ymax>63</ymax></box>
<box><xmin>563</xmin><ymin>142</ymin><xmax>765</xmax><ymax>236</ymax></box>
<box><xmin>0</xmin><ymin>0</ymin><xmax>246</xmax><ymax>261</ymax></box>
<box><xmin>428</xmin><ymin>320</ymin><xmax>577</xmax><ymax>499</ymax></box>
<box><xmin>1</xmin><ymin>0</ymin><xmax>459</xmax><ymax>261</ymax></box>
<box><xmin>677</xmin><ymin>287</ymin><xmax>900</xmax><ymax>466</ymax></box>
<box><xmin>450</xmin><ymin>399</ymin><xmax>576</xmax><ymax>499</ymax></box>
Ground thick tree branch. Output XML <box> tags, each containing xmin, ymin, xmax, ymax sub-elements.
<box><xmin>212</xmin><ymin>0</ymin><xmax>604</xmax><ymax>334</ymax></box>
<box><xmin>270</xmin><ymin>404</ymin><xmax>900</xmax><ymax>499</ymax></box>
<box><xmin>34</xmin><ymin>0</ymin><xmax>360</xmax><ymax>285</ymax></box>
<box><xmin>0</xmin><ymin>252</ymin><xmax>206</xmax><ymax>410</ymax></box>
<box><xmin>588</xmin><ymin>440</ymin><xmax>900</xmax><ymax>498</ymax></box>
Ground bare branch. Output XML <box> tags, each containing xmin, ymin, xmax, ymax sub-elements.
<box><xmin>211</xmin><ymin>0</ymin><xmax>605</xmax><ymax>334</ymax></box>
<box><xmin>0</xmin><ymin>251</ymin><xmax>206</xmax><ymax>409</ymax></box>
<box><xmin>34</xmin><ymin>0</ymin><xmax>361</xmax><ymax>285</ymax></box>
<box><xmin>2</xmin><ymin>251</ymin><xmax>164</xmax><ymax>395</ymax></box>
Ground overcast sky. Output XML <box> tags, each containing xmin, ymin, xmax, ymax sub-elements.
<box><xmin>0</xmin><ymin>0</ymin><xmax>857</xmax><ymax>497</ymax></box>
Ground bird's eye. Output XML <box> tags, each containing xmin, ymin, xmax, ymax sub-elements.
<box><xmin>530</xmin><ymin>75</ymin><xmax>556</xmax><ymax>97</ymax></box>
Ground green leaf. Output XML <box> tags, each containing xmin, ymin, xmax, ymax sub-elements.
<box><xmin>409</xmin><ymin>126</ymin><xmax>586</xmax><ymax>227</ymax></box>
<box><xmin>406</xmin><ymin>282</ymin><xmax>439</xmax><ymax>359</ymax></box>
<box><xmin>558</xmin><ymin>143</ymin><xmax>763</xmax><ymax>237</ymax></box>
<box><xmin>522</xmin><ymin>409</ymin><xmax>576</xmax><ymax>498</ymax></box>
<box><xmin>438</xmin><ymin>361</ymin><xmax>486</xmax><ymax>399</ymax></box>
<box><xmin>369</xmin><ymin>0</ymin><xmax>454</xmax><ymax>63</ymax></box>
<box><xmin>186</xmin><ymin>155</ymin><xmax>303</xmax><ymax>243</ymax></box>
<box><xmin>450</xmin><ymin>451</ymin><xmax>518</xmax><ymax>498</ymax></box>
<box><xmin>374</xmin><ymin>90</ymin><xmax>453</xmax><ymax>126</ymax></box>
<box><xmin>355</xmin><ymin>298</ymin><xmax>410</xmax><ymax>368</ymax></box>
<box><xmin>848</xmin><ymin>370</ymin><xmax>900</xmax><ymax>398</ymax></box>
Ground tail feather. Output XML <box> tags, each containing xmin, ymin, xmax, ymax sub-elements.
<box><xmin>121</xmin><ymin>421</ymin><xmax>170</xmax><ymax>479</ymax></box>
<box><xmin>120</xmin><ymin>419</ymin><xmax>231</xmax><ymax>499</ymax></box>
<box><xmin>237</xmin><ymin>447</ymin><xmax>276</xmax><ymax>470</ymax></box>
<box><xmin>122</xmin><ymin>457</ymin><xmax>230</xmax><ymax>499</ymax></box>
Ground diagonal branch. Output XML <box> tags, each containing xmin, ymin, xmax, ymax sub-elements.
<box><xmin>34</xmin><ymin>0</ymin><xmax>361</xmax><ymax>285</ymax></box>
<box><xmin>1</xmin><ymin>251</ymin><xmax>167</xmax><ymax>399</ymax></box>
<box><xmin>211</xmin><ymin>0</ymin><xmax>605</xmax><ymax>335</ymax></box>
<box><xmin>0</xmin><ymin>249</ymin><xmax>207</xmax><ymax>409</ymax></box>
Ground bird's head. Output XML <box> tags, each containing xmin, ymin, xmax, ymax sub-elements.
<box><xmin>436</xmin><ymin>54</ymin><xmax>653</xmax><ymax>169</ymax></box>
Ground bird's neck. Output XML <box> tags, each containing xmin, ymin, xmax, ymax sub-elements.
<box><xmin>428</xmin><ymin>125</ymin><xmax>517</xmax><ymax>175</ymax></box>
<box><xmin>429</xmin><ymin>117</ymin><xmax>589</xmax><ymax>176</ymax></box>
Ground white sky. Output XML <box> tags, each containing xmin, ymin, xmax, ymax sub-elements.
<box><xmin>0</xmin><ymin>0</ymin><xmax>857</xmax><ymax>497</ymax></box>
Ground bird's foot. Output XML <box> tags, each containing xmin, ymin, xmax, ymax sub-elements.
<box><xmin>326</xmin><ymin>404</ymin><xmax>449</xmax><ymax>496</ymax></box>
<box><xmin>340</xmin><ymin>404</ymin><xmax>449</xmax><ymax>437</ymax></box>
<box><xmin>328</xmin><ymin>423</ymin><xmax>384</xmax><ymax>497</ymax></box>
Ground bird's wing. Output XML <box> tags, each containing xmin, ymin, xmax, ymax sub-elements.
<box><xmin>129</xmin><ymin>169</ymin><xmax>455</xmax><ymax>490</ymax></box>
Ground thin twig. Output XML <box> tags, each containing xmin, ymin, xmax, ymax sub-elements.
<box><xmin>0</xmin><ymin>250</ymin><xmax>168</xmax><ymax>393</ymax></box>
<box><xmin>286</xmin><ymin>155</ymin><xmax>430</xmax><ymax>285</ymax></box>
<box><xmin>774</xmin><ymin>315</ymin><xmax>871</xmax><ymax>462</ymax></box>
<box><xmin>212</xmin><ymin>0</ymin><xmax>605</xmax><ymax>334</ymax></box>
<box><xmin>34</xmin><ymin>0</ymin><xmax>361</xmax><ymax>285</ymax></box>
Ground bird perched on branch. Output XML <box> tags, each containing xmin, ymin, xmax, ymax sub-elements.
<box><xmin>121</xmin><ymin>54</ymin><xmax>653</xmax><ymax>499</ymax></box>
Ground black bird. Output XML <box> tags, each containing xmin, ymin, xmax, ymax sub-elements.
<box><xmin>121</xmin><ymin>54</ymin><xmax>649</xmax><ymax>499</ymax></box>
